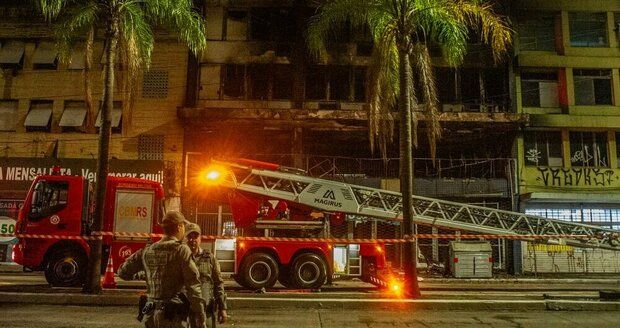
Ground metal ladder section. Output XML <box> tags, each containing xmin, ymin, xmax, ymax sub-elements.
<box><xmin>216</xmin><ymin>161</ymin><xmax>620</xmax><ymax>250</ymax></box>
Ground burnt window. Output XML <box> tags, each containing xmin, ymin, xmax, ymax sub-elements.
<box><xmin>305</xmin><ymin>66</ymin><xmax>327</xmax><ymax>100</ymax></box>
<box><xmin>247</xmin><ymin>65</ymin><xmax>270</xmax><ymax>100</ymax></box>
<box><xmin>573</xmin><ymin>69</ymin><xmax>612</xmax><ymax>105</ymax></box>
<box><xmin>250</xmin><ymin>8</ymin><xmax>294</xmax><ymax>41</ymax></box>
<box><xmin>329</xmin><ymin>65</ymin><xmax>351</xmax><ymax>101</ymax></box>
<box><xmin>569</xmin><ymin>131</ymin><xmax>608</xmax><ymax>167</ymax></box>
<box><xmin>353</xmin><ymin>66</ymin><xmax>367</xmax><ymax>102</ymax></box>
<box><xmin>435</xmin><ymin>67</ymin><xmax>457</xmax><ymax>103</ymax></box>
<box><xmin>273</xmin><ymin>64</ymin><xmax>293</xmax><ymax>100</ymax></box>
<box><xmin>524</xmin><ymin>131</ymin><xmax>563</xmax><ymax>166</ymax></box>
<box><xmin>223</xmin><ymin>64</ymin><xmax>245</xmax><ymax>99</ymax></box>
<box><xmin>225</xmin><ymin>10</ymin><xmax>248</xmax><ymax>41</ymax></box>
<box><xmin>521</xmin><ymin>71</ymin><xmax>559</xmax><ymax>108</ymax></box>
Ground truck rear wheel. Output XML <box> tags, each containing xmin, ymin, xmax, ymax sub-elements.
<box><xmin>290</xmin><ymin>253</ymin><xmax>327</xmax><ymax>290</ymax></box>
<box><xmin>44</xmin><ymin>248</ymin><xmax>86</xmax><ymax>287</ymax></box>
<box><xmin>240</xmin><ymin>253</ymin><xmax>279</xmax><ymax>290</ymax></box>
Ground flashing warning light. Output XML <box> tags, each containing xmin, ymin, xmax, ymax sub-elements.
<box><xmin>200</xmin><ymin>165</ymin><xmax>228</xmax><ymax>185</ymax></box>
<box><xmin>239</xmin><ymin>241</ymin><xmax>246</xmax><ymax>249</ymax></box>
<box><xmin>388</xmin><ymin>278</ymin><xmax>404</xmax><ymax>298</ymax></box>
<box><xmin>205</xmin><ymin>170</ymin><xmax>221</xmax><ymax>181</ymax></box>
<box><xmin>375</xmin><ymin>245</ymin><xmax>383</xmax><ymax>253</ymax></box>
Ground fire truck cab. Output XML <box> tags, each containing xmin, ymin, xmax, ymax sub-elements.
<box><xmin>13</xmin><ymin>173</ymin><xmax>165</xmax><ymax>286</ymax></box>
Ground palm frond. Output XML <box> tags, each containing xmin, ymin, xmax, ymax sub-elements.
<box><xmin>36</xmin><ymin>0</ymin><xmax>71</xmax><ymax>21</ymax></box>
<box><xmin>307</xmin><ymin>0</ymin><xmax>378</xmax><ymax>59</ymax></box>
<box><xmin>411</xmin><ymin>44</ymin><xmax>441</xmax><ymax>160</ymax></box>
<box><xmin>141</xmin><ymin>0</ymin><xmax>206</xmax><ymax>55</ymax></box>
<box><xmin>366</xmin><ymin>27</ymin><xmax>398</xmax><ymax>158</ymax></box>
<box><xmin>451</xmin><ymin>0</ymin><xmax>513</xmax><ymax>62</ymax></box>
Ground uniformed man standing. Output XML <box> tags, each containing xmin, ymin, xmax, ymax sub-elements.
<box><xmin>118</xmin><ymin>211</ymin><xmax>208</xmax><ymax>328</ymax></box>
<box><xmin>184</xmin><ymin>223</ymin><xmax>228</xmax><ymax>327</ymax></box>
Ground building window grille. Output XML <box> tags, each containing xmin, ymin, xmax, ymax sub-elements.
<box><xmin>521</xmin><ymin>72</ymin><xmax>559</xmax><ymax>108</ymax></box>
<box><xmin>142</xmin><ymin>70</ymin><xmax>168</xmax><ymax>98</ymax></box>
<box><xmin>569</xmin><ymin>12</ymin><xmax>608</xmax><ymax>47</ymax></box>
<box><xmin>0</xmin><ymin>100</ymin><xmax>18</xmax><ymax>131</ymax></box>
<box><xmin>225</xmin><ymin>10</ymin><xmax>248</xmax><ymax>41</ymax></box>
<box><xmin>569</xmin><ymin>131</ymin><xmax>608</xmax><ymax>167</ymax></box>
<box><xmin>524</xmin><ymin>131</ymin><xmax>563</xmax><ymax>167</ymax></box>
<box><xmin>573</xmin><ymin>69</ymin><xmax>612</xmax><ymax>106</ymax></box>
<box><xmin>517</xmin><ymin>14</ymin><xmax>556</xmax><ymax>51</ymax></box>
<box><xmin>24</xmin><ymin>100</ymin><xmax>53</xmax><ymax>132</ymax></box>
<box><xmin>526</xmin><ymin>206</ymin><xmax>620</xmax><ymax>230</ymax></box>
<box><xmin>138</xmin><ymin>134</ymin><xmax>164</xmax><ymax>160</ymax></box>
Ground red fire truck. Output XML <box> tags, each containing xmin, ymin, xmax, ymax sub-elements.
<box><xmin>12</xmin><ymin>173</ymin><xmax>165</xmax><ymax>286</ymax></box>
<box><xmin>198</xmin><ymin>159</ymin><xmax>394</xmax><ymax>290</ymax></box>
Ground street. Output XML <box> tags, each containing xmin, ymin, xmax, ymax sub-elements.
<box><xmin>0</xmin><ymin>304</ymin><xmax>619</xmax><ymax>328</ymax></box>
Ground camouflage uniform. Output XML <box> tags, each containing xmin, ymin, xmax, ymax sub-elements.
<box><xmin>118</xmin><ymin>212</ymin><xmax>207</xmax><ymax>328</ymax></box>
<box><xmin>185</xmin><ymin>224</ymin><xmax>227</xmax><ymax>328</ymax></box>
<box><xmin>190</xmin><ymin>248</ymin><xmax>227</xmax><ymax>328</ymax></box>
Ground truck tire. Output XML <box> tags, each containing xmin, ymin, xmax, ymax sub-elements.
<box><xmin>290</xmin><ymin>253</ymin><xmax>327</xmax><ymax>290</ymax></box>
<box><xmin>240</xmin><ymin>253</ymin><xmax>279</xmax><ymax>290</ymax></box>
<box><xmin>44</xmin><ymin>248</ymin><xmax>86</xmax><ymax>287</ymax></box>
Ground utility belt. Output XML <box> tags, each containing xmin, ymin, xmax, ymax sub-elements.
<box><xmin>137</xmin><ymin>294</ymin><xmax>190</xmax><ymax>322</ymax></box>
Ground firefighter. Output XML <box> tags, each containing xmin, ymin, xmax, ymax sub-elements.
<box><xmin>184</xmin><ymin>223</ymin><xmax>228</xmax><ymax>327</ymax></box>
<box><xmin>118</xmin><ymin>211</ymin><xmax>208</xmax><ymax>328</ymax></box>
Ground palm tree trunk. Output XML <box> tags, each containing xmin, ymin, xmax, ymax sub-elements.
<box><xmin>398</xmin><ymin>47</ymin><xmax>421</xmax><ymax>298</ymax></box>
<box><xmin>83</xmin><ymin>16</ymin><xmax>119</xmax><ymax>294</ymax></box>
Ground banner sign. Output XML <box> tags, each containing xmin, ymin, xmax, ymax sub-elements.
<box><xmin>0</xmin><ymin>158</ymin><xmax>164</xmax><ymax>192</ymax></box>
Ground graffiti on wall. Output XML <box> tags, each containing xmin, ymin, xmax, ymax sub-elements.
<box><xmin>536</xmin><ymin>167</ymin><xmax>619</xmax><ymax>187</ymax></box>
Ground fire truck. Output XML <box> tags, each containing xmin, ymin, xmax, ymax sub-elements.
<box><xmin>12</xmin><ymin>172</ymin><xmax>165</xmax><ymax>286</ymax></box>
<box><xmin>198</xmin><ymin>159</ymin><xmax>620</xmax><ymax>291</ymax></box>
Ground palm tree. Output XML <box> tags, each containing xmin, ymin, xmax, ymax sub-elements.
<box><xmin>308</xmin><ymin>0</ymin><xmax>511</xmax><ymax>297</ymax></box>
<box><xmin>36</xmin><ymin>0</ymin><xmax>206</xmax><ymax>294</ymax></box>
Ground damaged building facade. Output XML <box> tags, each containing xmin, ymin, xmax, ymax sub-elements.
<box><xmin>179</xmin><ymin>0</ymin><xmax>525</xmax><ymax>272</ymax></box>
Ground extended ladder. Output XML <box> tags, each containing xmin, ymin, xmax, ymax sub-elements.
<box><xmin>213</xmin><ymin>160</ymin><xmax>620</xmax><ymax>250</ymax></box>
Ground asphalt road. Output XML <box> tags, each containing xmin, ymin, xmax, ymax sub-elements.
<box><xmin>1</xmin><ymin>304</ymin><xmax>619</xmax><ymax>328</ymax></box>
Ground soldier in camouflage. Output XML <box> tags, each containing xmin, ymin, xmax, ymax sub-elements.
<box><xmin>184</xmin><ymin>223</ymin><xmax>228</xmax><ymax>327</ymax></box>
<box><xmin>118</xmin><ymin>211</ymin><xmax>208</xmax><ymax>328</ymax></box>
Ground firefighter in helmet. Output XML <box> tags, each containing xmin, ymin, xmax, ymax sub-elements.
<box><xmin>185</xmin><ymin>223</ymin><xmax>228</xmax><ymax>327</ymax></box>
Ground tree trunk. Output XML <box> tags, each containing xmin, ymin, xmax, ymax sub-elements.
<box><xmin>398</xmin><ymin>47</ymin><xmax>421</xmax><ymax>298</ymax></box>
<box><xmin>83</xmin><ymin>16</ymin><xmax>118</xmax><ymax>294</ymax></box>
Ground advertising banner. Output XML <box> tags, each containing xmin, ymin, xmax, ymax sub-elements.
<box><xmin>0</xmin><ymin>158</ymin><xmax>164</xmax><ymax>192</ymax></box>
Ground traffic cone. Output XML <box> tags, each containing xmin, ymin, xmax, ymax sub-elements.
<box><xmin>102</xmin><ymin>254</ymin><xmax>117</xmax><ymax>289</ymax></box>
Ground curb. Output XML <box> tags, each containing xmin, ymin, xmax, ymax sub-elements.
<box><xmin>2</xmin><ymin>292</ymin><xmax>619</xmax><ymax>311</ymax></box>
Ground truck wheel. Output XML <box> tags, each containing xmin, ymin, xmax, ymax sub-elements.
<box><xmin>44</xmin><ymin>248</ymin><xmax>86</xmax><ymax>287</ymax></box>
<box><xmin>290</xmin><ymin>253</ymin><xmax>327</xmax><ymax>289</ymax></box>
<box><xmin>240</xmin><ymin>253</ymin><xmax>279</xmax><ymax>290</ymax></box>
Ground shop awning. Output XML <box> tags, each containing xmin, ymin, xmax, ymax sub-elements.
<box><xmin>0</xmin><ymin>100</ymin><xmax>18</xmax><ymax>131</ymax></box>
<box><xmin>96</xmin><ymin>102</ymin><xmax>122</xmax><ymax>128</ymax></box>
<box><xmin>32</xmin><ymin>42</ymin><xmax>58</xmax><ymax>65</ymax></box>
<box><xmin>0</xmin><ymin>41</ymin><xmax>25</xmax><ymax>65</ymax></box>
<box><xmin>59</xmin><ymin>101</ymin><xmax>87</xmax><ymax>127</ymax></box>
<box><xmin>24</xmin><ymin>107</ymin><xmax>52</xmax><ymax>128</ymax></box>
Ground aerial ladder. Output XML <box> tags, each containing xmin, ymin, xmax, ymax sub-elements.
<box><xmin>206</xmin><ymin>159</ymin><xmax>620</xmax><ymax>251</ymax></box>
